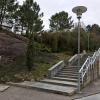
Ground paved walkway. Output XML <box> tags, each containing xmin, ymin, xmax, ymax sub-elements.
<box><xmin>0</xmin><ymin>86</ymin><xmax>70</xmax><ymax>100</ymax></box>
<box><xmin>76</xmin><ymin>93</ymin><xmax>100</xmax><ymax>100</ymax></box>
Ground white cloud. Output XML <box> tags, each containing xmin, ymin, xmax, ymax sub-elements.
<box><xmin>18</xmin><ymin>0</ymin><xmax>24</xmax><ymax>5</ymax></box>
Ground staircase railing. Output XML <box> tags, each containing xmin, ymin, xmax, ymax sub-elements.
<box><xmin>68</xmin><ymin>51</ymin><xmax>86</xmax><ymax>66</ymax></box>
<box><xmin>48</xmin><ymin>61</ymin><xmax>65</xmax><ymax>78</ymax></box>
<box><xmin>68</xmin><ymin>54</ymin><xmax>78</xmax><ymax>66</ymax></box>
<box><xmin>78</xmin><ymin>48</ymin><xmax>100</xmax><ymax>91</ymax></box>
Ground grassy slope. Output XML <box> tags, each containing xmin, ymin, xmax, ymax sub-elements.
<box><xmin>0</xmin><ymin>52</ymin><xmax>71</xmax><ymax>83</ymax></box>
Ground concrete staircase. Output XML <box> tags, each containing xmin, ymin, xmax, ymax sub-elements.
<box><xmin>31</xmin><ymin>66</ymin><xmax>79</xmax><ymax>95</ymax></box>
<box><xmin>26</xmin><ymin>54</ymin><xmax>90</xmax><ymax>96</ymax></box>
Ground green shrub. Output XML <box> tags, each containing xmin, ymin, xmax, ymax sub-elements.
<box><xmin>34</xmin><ymin>42</ymin><xmax>51</xmax><ymax>52</ymax></box>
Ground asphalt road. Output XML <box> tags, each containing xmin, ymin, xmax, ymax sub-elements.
<box><xmin>0</xmin><ymin>86</ymin><xmax>70</xmax><ymax>100</ymax></box>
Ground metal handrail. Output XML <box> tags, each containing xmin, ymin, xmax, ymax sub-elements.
<box><xmin>79</xmin><ymin>57</ymin><xmax>89</xmax><ymax>73</ymax></box>
<box><xmin>78</xmin><ymin>48</ymin><xmax>100</xmax><ymax>91</ymax></box>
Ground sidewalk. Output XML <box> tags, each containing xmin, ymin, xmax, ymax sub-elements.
<box><xmin>76</xmin><ymin>93</ymin><xmax>100</xmax><ymax>100</ymax></box>
<box><xmin>0</xmin><ymin>86</ymin><xmax>69</xmax><ymax>100</ymax></box>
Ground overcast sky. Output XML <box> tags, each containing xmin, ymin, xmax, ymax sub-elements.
<box><xmin>19</xmin><ymin>0</ymin><xmax>100</xmax><ymax>30</ymax></box>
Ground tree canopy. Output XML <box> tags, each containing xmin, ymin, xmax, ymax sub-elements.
<box><xmin>19</xmin><ymin>0</ymin><xmax>44</xmax><ymax>36</ymax></box>
<box><xmin>0</xmin><ymin>0</ymin><xmax>44</xmax><ymax>35</ymax></box>
<box><xmin>0</xmin><ymin>0</ymin><xmax>18</xmax><ymax>26</ymax></box>
<box><xmin>49</xmin><ymin>11</ymin><xmax>73</xmax><ymax>32</ymax></box>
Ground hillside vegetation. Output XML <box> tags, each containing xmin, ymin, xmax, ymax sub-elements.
<box><xmin>0</xmin><ymin>29</ymin><xmax>70</xmax><ymax>83</ymax></box>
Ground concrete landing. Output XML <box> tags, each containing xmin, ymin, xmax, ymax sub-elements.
<box><xmin>7</xmin><ymin>81</ymin><xmax>77</xmax><ymax>96</ymax></box>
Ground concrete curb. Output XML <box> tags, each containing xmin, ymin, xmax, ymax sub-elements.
<box><xmin>6</xmin><ymin>82</ymin><xmax>35</xmax><ymax>90</ymax></box>
<box><xmin>0</xmin><ymin>84</ymin><xmax>10</xmax><ymax>92</ymax></box>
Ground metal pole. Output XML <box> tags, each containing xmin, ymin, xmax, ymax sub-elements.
<box><xmin>77</xmin><ymin>17</ymin><xmax>81</xmax><ymax>92</ymax></box>
<box><xmin>78</xmin><ymin>17</ymin><xmax>81</xmax><ymax>67</ymax></box>
<box><xmin>88</xmin><ymin>32</ymin><xmax>90</xmax><ymax>52</ymax></box>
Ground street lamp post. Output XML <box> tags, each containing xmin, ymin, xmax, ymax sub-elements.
<box><xmin>77</xmin><ymin>15</ymin><xmax>81</xmax><ymax>67</ymax></box>
<box><xmin>88</xmin><ymin>32</ymin><xmax>90</xmax><ymax>52</ymax></box>
<box><xmin>72</xmin><ymin>6</ymin><xmax>87</xmax><ymax>91</ymax></box>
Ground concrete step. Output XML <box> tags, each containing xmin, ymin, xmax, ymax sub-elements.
<box><xmin>64</xmin><ymin>66</ymin><xmax>79</xmax><ymax>68</ymax></box>
<box><xmin>57</xmin><ymin>72</ymin><xmax>78</xmax><ymax>76</ymax></box>
<box><xmin>62</xmin><ymin>68</ymin><xmax>80</xmax><ymax>70</ymax></box>
<box><xmin>41</xmin><ymin>79</ymin><xmax>78</xmax><ymax>87</ymax></box>
<box><xmin>57</xmin><ymin>71</ymin><xmax>78</xmax><ymax>74</ymax></box>
<box><xmin>62</xmin><ymin>68</ymin><xmax>79</xmax><ymax>71</ymax></box>
<box><xmin>63</xmin><ymin>67</ymin><xmax>79</xmax><ymax>70</ymax></box>
<box><xmin>61</xmin><ymin>70</ymin><xmax>79</xmax><ymax>73</ymax></box>
<box><xmin>52</xmin><ymin>77</ymin><xmax>78</xmax><ymax>82</ymax></box>
<box><xmin>58</xmin><ymin>73</ymin><xmax>78</xmax><ymax>76</ymax></box>
<box><xmin>60</xmin><ymin>71</ymin><xmax>79</xmax><ymax>74</ymax></box>
<box><xmin>56</xmin><ymin>74</ymin><xmax>78</xmax><ymax>79</ymax></box>
<box><xmin>31</xmin><ymin>82</ymin><xmax>77</xmax><ymax>96</ymax></box>
<box><xmin>60</xmin><ymin>69</ymin><xmax>79</xmax><ymax>72</ymax></box>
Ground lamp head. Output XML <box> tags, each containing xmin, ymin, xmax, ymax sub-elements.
<box><xmin>72</xmin><ymin>6</ymin><xmax>87</xmax><ymax>19</ymax></box>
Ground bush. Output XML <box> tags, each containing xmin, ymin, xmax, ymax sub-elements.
<box><xmin>34</xmin><ymin>42</ymin><xmax>51</xmax><ymax>52</ymax></box>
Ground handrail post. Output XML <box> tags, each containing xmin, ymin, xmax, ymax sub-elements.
<box><xmin>78</xmin><ymin>72</ymin><xmax>81</xmax><ymax>92</ymax></box>
<box><xmin>98</xmin><ymin>50</ymin><xmax>100</xmax><ymax>76</ymax></box>
<box><xmin>99</xmin><ymin>53</ymin><xmax>100</xmax><ymax>76</ymax></box>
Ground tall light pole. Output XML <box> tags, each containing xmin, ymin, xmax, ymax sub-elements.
<box><xmin>72</xmin><ymin>6</ymin><xmax>87</xmax><ymax>92</ymax></box>
<box><xmin>88</xmin><ymin>32</ymin><xmax>90</xmax><ymax>52</ymax></box>
<box><xmin>72</xmin><ymin>6</ymin><xmax>87</xmax><ymax>66</ymax></box>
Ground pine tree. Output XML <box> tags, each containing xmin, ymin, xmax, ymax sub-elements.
<box><xmin>20</xmin><ymin>0</ymin><xmax>44</xmax><ymax>71</ymax></box>
<box><xmin>49</xmin><ymin>11</ymin><xmax>73</xmax><ymax>32</ymax></box>
<box><xmin>0</xmin><ymin>0</ymin><xmax>18</xmax><ymax>27</ymax></box>
<box><xmin>18</xmin><ymin>0</ymin><xmax>43</xmax><ymax>37</ymax></box>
